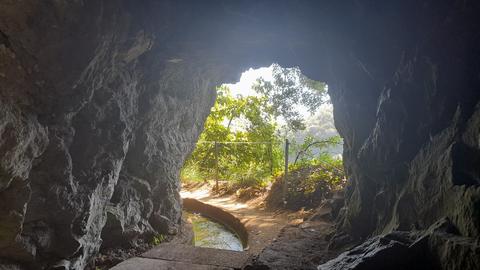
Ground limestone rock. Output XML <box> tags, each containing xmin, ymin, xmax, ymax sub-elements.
<box><xmin>0</xmin><ymin>1</ymin><xmax>217</xmax><ymax>268</ymax></box>
<box><xmin>318</xmin><ymin>218</ymin><xmax>479</xmax><ymax>270</ymax></box>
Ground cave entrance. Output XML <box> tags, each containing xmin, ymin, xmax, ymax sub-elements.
<box><xmin>180</xmin><ymin>63</ymin><xmax>344</xmax><ymax>210</ymax></box>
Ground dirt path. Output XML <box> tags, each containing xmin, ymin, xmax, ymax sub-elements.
<box><xmin>111</xmin><ymin>186</ymin><xmax>340</xmax><ymax>269</ymax></box>
<box><xmin>180</xmin><ymin>185</ymin><xmax>298</xmax><ymax>256</ymax></box>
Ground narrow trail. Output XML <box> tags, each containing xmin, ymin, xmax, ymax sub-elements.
<box><xmin>180</xmin><ymin>185</ymin><xmax>296</xmax><ymax>255</ymax></box>
<box><xmin>112</xmin><ymin>185</ymin><xmax>301</xmax><ymax>269</ymax></box>
<box><xmin>179</xmin><ymin>185</ymin><xmax>343</xmax><ymax>270</ymax></box>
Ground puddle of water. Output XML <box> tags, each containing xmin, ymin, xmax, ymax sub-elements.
<box><xmin>184</xmin><ymin>211</ymin><xmax>243</xmax><ymax>251</ymax></box>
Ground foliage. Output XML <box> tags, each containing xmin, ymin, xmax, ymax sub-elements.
<box><xmin>252</xmin><ymin>63</ymin><xmax>327</xmax><ymax>131</ymax></box>
<box><xmin>152</xmin><ymin>233</ymin><xmax>166</xmax><ymax>245</ymax></box>
<box><xmin>283</xmin><ymin>155</ymin><xmax>345</xmax><ymax>209</ymax></box>
<box><xmin>225</xmin><ymin>163</ymin><xmax>271</xmax><ymax>189</ymax></box>
<box><xmin>291</xmin><ymin>135</ymin><xmax>342</xmax><ymax>165</ymax></box>
<box><xmin>180</xmin><ymin>161</ymin><xmax>207</xmax><ymax>183</ymax></box>
<box><xmin>290</xmin><ymin>154</ymin><xmax>345</xmax><ymax>192</ymax></box>
<box><xmin>181</xmin><ymin>64</ymin><xmax>342</xmax><ymax>196</ymax></box>
<box><xmin>182</xmin><ymin>85</ymin><xmax>280</xmax><ymax>188</ymax></box>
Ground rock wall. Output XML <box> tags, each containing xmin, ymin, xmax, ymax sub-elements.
<box><xmin>330</xmin><ymin>0</ymin><xmax>480</xmax><ymax>237</ymax></box>
<box><xmin>0</xmin><ymin>1</ymin><xmax>220</xmax><ymax>269</ymax></box>
<box><xmin>324</xmin><ymin>1</ymin><xmax>480</xmax><ymax>268</ymax></box>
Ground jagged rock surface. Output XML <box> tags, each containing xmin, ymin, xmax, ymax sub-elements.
<box><xmin>0</xmin><ymin>1</ymin><xmax>218</xmax><ymax>269</ymax></box>
<box><xmin>318</xmin><ymin>218</ymin><xmax>480</xmax><ymax>270</ymax></box>
<box><xmin>324</xmin><ymin>1</ymin><xmax>480</xmax><ymax>268</ymax></box>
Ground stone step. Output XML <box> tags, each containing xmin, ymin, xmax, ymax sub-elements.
<box><xmin>111</xmin><ymin>257</ymin><xmax>232</xmax><ymax>270</ymax></box>
<box><xmin>111</xmin><ymin>243</ymin><xmax>251</xmax><ymax>270</ymax></box>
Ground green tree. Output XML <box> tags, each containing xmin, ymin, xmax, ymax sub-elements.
<box><xmin>252</xmin><ymin>63</ymin><xmax>327</xmax><ymax>131</ymax></box>
<box><xmin>183</xmin><ymin>86</ymin><xmax>280</xmax><ymax>185</ymax></box>
<box><xmin>182</xmin><ymin>65</ymin><xmax>340</xmax><ymax>193</ymax></box>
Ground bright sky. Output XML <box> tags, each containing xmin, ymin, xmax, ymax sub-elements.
<box><xmin>223</xmin><ymin>65</ymin><xmax>315</xmax><ymax>118</ymax></box>
<box><xmin>224</xmin><ymin>66</ymin><xmax>274</xmax><ymax>97</ymax></box>
<box><xmin>221</xmin><ymin>65</ymin><xmax>340</xmax><ymax>155</ymax></box>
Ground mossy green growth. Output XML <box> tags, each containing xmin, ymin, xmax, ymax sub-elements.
<box><xmin>152</xmin><ymin>233</ymin><xmax>166</xmax><ymax>245</ymax></box>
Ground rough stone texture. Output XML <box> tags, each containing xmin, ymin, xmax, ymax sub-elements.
<box><xmin>1</xmin><ymin>0</ymin><xmax>480</xmax><ymax>269</ymax></box>
<box><xmin>110</xmin><ymin>257</ymin><xmax>233</xmax><ymax>270</ymax></box>
<box><xmin>0</xmin><ymin>1</ymin><xmax>219</xmax><ymax>269</ymax></box>
<box><xmin>141</xmin><ymin>243</ymin><xmax>250</xmax><ymax>269</ymax></box>
<box><xmin>324</xmin><ymin>2</ymin><xmax>480</xmax><ymax>269</ymax></box>
<box><xmin>246</xmin><ymin>220</ymin><xmax>336</xmax><ymax>270</ymax></box>
<box><xmin>318</xmin><ymin>233</ymin><xmax>420</xmax><ymax>270</ymax></box>
<box><xmin>318</xmin><ymin>218</ymin><xmax>480</xmax><ymax>270</ymax></box>
<box><xmin>245</xmin><ymin>194</ymin><xmax>346</xmax><ymax>270</ymax></box>
<box><xmin>321</xmin><ymin>1</ymin><xmax>480</xmax><ymax>268</ymax></box>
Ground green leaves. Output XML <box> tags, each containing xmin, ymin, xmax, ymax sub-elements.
<box><xmin>152</xmin><ymin>233</ymin><xmax>166</xmax><ymax>245</ymax></box>
<box><xmin>182</xmin><ymin>65</ymin><xmax>337</xmax><ymax>196</ymax></box>
<box><xmin>252</xmin><ymin>63</ymin><xmax>327</xmax><ymax>131</ymax></box>
<box><xmin>200</xmin><ymin>85</ymin><xmax>276</xmax><ymax>144</ymax></box>
<box><xmin>183</xmin><ymin>85</ymin><xmax>279</xmax><ymax>186</ymax></box>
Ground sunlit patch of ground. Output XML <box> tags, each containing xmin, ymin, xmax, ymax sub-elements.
<box><xmin>181</xmin><ymin>184</ymin><xmax>303</xmax><ymax>255</ymax></box>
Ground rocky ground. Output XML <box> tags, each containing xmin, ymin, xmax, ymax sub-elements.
<box><xmin>181</xmin><ymin>183</ymin><xmax>294</xmax><ymax>255</ymax></box>
<box><xmin>246</xmin><ymin>192</ymin><xmax>350</xmax><ymax>269</ymax></box>
<box><xmin>181</xmin><ymin>182</ymin><xmax>350</xmax><ymax>270</ymax></box>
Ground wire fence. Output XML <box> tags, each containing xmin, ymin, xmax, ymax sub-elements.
<box><xmin>188</xmin><ymin>139</ymin><xmax>342</xmax><ymax>203</ymax></box>
<box><xmin>194</xmin><ymin>140</ymin><xmax>276</xmax><ymax>175</ymax></box>
<box><xmin>191</xmin><ymin>140</ymin><xmax>290</xmax><ymax>200</ymax></box>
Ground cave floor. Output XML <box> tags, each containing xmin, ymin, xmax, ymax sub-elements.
<box><xmin>180</xmin><ymin>185</ymin><xmax>295</xmax><ymax>255</ymax></box>
<box><xmin>112</xmin><ymin>185</ymin><xmax>334</xmax><ymax>269</ymax></box>
<box><xmin>111</xmin><ymin>243</ymin><xmax>249</xmax><ymax>269</ymax></box>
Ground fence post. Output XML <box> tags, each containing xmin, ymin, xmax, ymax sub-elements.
<box><xmin>214</xmin><ymin>141</ymin><xmax>219</xmax><ymax>191</ymax></box>
<box><xmin>269</xmin><ymin>141</ymin><xmax>273</xmax><ymax>175</ymax></box>
<box><xmin>283</xmin><ymin>138</ymin><xmax>289</xmax><ymax>206</ymax></box>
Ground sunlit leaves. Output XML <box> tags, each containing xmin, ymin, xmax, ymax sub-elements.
<box><xmin>182</xmin><ymin>65</ymin><xmax>338</xmax><ymax>195</ymax></box>
<box><xmin>185</xmin><ymin>85</ymin><xmax>279</xmax><ymax>184</ymax></box>
<box><xmin>252</xmin><ymin>63</ymin><xmax>327</xmax><ymax>131</ymax></box>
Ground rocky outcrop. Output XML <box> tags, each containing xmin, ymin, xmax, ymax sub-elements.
<box><xmin>325</xmin><ymin>1</ymin><xmax>480</xmax><ymax>268</ymax></box>
<box><xmin>318</xmin><ymin>218</ymin><xmax>480</xmax><ymax>270</ymax></box>
<box><xmin>251</xmin><ymin>2</ymin><xmax>480</xmax><ymax>268</ymax></box>
<box><xmin>0</xmin><ymin>1</ymin><xmax>219</xmax><ymax>269</ymax></box>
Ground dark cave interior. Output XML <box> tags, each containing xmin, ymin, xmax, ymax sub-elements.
<box><xmin>0</xmin><ymin>1</ymin><xmax>479</xmax><ymax>269</ymax></box>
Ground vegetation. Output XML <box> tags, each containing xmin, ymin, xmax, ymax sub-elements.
<box><xmin>280</xmin><ymin>154</ymin><xmax>345</xmax><ymax>209</ymax></box>
<box><xmin>181</xmin><ymin>85</ymin><xmax>280</xmax><ymax>189</ymax></box>
<box><xmin>253</xmin><ymin>64</ymin><xmax>328</xmax><ymax>131</ymax></box>
<box><xmin>152</xmin><ymin>233</ymin><xmax>166</xmax><ymax>245</ymax></box>
<box><xmin>181</xmin><ymin>64</ymin><xmax>344</xmax><ymax>201</ymax></box>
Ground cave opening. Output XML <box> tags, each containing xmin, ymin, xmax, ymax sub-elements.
<box><xmin>177</xmin><ymin>62</ymin><xmax>346</xmax><ymax>266</ymax></box>
<box><xmin>180</xmin><ymin>62</ymin><xmax>344</xmax><ymax>214</ymax></box>
<box><xmin>180</xmin><ymin>63</ymin><xmax>342</xmax><ymax>189</ymax></box>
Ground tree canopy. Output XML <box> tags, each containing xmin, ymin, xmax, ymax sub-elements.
<box><xmin>252</xmin><ymin>63</ymin><xmax>327</xmax><ymax>131</ymax></box>
<box><xmin>181</xmin><ymin>64</ymin><xmax>342</xmax><ymax>192</ymax></box>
